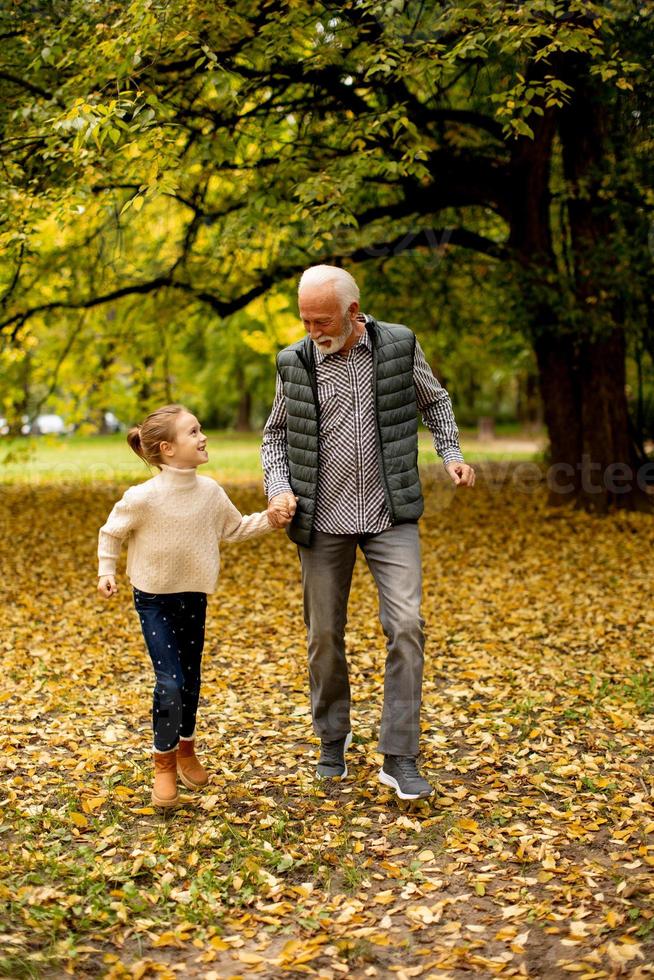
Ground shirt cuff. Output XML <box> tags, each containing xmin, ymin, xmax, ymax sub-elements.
<box><xmin>266</xmin><ymin>479</ymin><xmax>294</xmax><ymax>501</ymax></box>
<box><xmin>440</xmin><ymin>447</ymin><xmax>465</xmax><ymax>465</ymax></box>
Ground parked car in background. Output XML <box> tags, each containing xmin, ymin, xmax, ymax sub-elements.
<box><xmin>0</xmin><ymin>416</ymin><xmax>31</xmax><ymax>435</ymax></box>
<box><xmin>27</xmin><ymin>414</ymin><xmax>70</xmax><ymax>435</ymax></box>
<box><xmin>1</xmin><ymin>413</ymin><xmax>122</xmax><ymax>435</ymax></box>
<box><xmin>103</xmin><ymin>411</ymin><xmax>124</xmax><ymax>434</ymax></box>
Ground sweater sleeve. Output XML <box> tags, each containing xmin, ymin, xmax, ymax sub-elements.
<box><xmin>216</xmin><ymin>486</ymin><xmax>272</xmax><ymax>542</ymax></box>
<box><xmin>97</xmin><ymin>487</ymin><xmax>143</xmax><ymax>577</ymax></box>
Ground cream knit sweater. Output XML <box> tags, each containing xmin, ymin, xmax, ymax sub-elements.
<box><xmin>97</xmin><ymin>464</ymin><xmax>271</xmax><ymax>594</ymax></box>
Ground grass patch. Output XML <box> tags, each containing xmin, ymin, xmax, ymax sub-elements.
<box><xmin>0</xmin><ymin>428</ymin><xmax>544</xmax><ymax>485</ymax></box>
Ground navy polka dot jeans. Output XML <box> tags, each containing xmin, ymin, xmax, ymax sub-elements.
<box><xmin>133</xmin><ymin>588</ymin><xmax>207</xmax><ymax>752</ymax></box>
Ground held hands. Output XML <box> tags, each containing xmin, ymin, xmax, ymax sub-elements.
<box><xmin>268</xmin><ymin>491</ymin><xmax>298</xmax><ymax>529</ymax></box>
<box><xmin>98</xmin><ymin>575</ymin><xmax>118</xmax><ymax>598</ymax></box>
<box><xmin>445</xmin><ymin>461</ymin><xmax>476</xmax><ymax>488</ymax></box>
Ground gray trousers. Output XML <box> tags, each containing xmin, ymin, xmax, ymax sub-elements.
<box><xmin>298</xmin><ymin>523</ymin><xmax>425</xmax><ymax>756</ymax></box>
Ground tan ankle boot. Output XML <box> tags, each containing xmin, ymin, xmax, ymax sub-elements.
<box><xmin>177</xmin><ymin>738</ymin><xmax>208</xmax><ymax>790</ymax></box>
<box><xmin>152</xmin><ymin>749</ymin><xmax>179</xmax><ymax>807</ymax></box>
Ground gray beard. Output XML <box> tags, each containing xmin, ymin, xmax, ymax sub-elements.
<box><xmin>311</xmin><ymin>315</ymin><xmax>354</xmax><ymax>355</ymax></box>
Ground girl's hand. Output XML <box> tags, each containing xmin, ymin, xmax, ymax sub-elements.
<box><xmin>98</xmin><ymin>575</ymin><xmax>118</xmax><ymax>598</ymax></box>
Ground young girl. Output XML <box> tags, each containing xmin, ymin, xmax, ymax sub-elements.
<box><xmin>97</xmin><ymin>403</ymin><xmax>289</xmax><ymax>808</ymax></box>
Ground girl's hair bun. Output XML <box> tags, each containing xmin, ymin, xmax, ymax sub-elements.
<box><xmin>126</xmin><ymin>405</ymin><xmax>187</xmax><ymax>469</ymax></box>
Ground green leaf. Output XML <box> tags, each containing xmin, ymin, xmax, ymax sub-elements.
<box><xmin>513</xmin><ymin>119</ymin><xmax>535</xmax><ymax>139</ymax></box>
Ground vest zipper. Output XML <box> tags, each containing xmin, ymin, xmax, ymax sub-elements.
<box><xmin>370</xmin><ymin>328</ymin><xmax>396</xmax><ymax>525</ymax></box>
<box><xmin>298</xmin><ymin>342</ymin><xmax>321</xmax><ymax>538</ymax></box>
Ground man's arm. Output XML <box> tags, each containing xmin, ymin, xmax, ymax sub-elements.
<box><xmin>261</xmin><ymin>373</ymin><xmax>293</xmax><ymax>497</ymax></box>
<box><xmin>413</xmin><ymin>339</ymin><xmax>464</xmax><ymax>464</ymax></box>
<box><xmin>261</xmin><ymin>372</ymin><xmax>297</xmax><ymax>526</ymax></box>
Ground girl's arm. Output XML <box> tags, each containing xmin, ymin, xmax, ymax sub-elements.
<box><xmin>97</xmin><ymin>487</ymin><xmax>143</xmax><ymax>583</ymax></box>
<box><xmin>217</xmin><ymin>486</ymin><xmax>274</xmax><ymax>542</ymax></box>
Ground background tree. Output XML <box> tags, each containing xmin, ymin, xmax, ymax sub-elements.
<box><xmin>1</xmin><ymin>0</ymin><xmax>652</xmax><ymax>509</ymax></box>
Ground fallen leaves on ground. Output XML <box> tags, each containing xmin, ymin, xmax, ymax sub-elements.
<box><xmin>1</xmin><ymin>464</ymin><xmax>653</xmax><ymax>978</ymax></box>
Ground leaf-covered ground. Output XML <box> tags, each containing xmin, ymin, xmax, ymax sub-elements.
<box><xmin>2</xmin><ymin>467</ymin><xmax>653</xmax><ymax>979</ymax></box>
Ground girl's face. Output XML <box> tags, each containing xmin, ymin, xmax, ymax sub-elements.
<box><xmin>161</xmin><ymin>411</ymin><xmax>208</xmax><ymax>468</ymax></box>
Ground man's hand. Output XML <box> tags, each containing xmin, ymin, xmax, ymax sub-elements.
<box><xmin>268</xmin><ymin>491</ymin><xmax>298</xmax><ymax>529</ymax></box>
<box><xmin>98</xmin><ymin>575</ymin><xmax>118</xmax><ymax>598</ymax></box>
<box><xmin>445</xmin><ymin>461</ymin><xmax>475</xmax><ymax>487</ymax></box>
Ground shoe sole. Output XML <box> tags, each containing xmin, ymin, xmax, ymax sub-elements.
<box><xmin>151</xmin><ymin>791</ymin><xmax>181</xmax><ymax>808</ymax></box>
<box><xmin>378</xmin><ymin>768</ymin><xmax>433</xmax><ymax>800</ymax></box>
<box><xmin>177</xmin><ymin>767</ymin><xmax>208</xmax><ymax>791</ymax></box>
<box><xmin>316</xmin><ymin>731</ymin><xmax>353</xmax><ymax>779</ymax></box>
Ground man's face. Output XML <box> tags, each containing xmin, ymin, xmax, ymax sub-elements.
<box><xmin>299</xmin><ymin>285</ymin><xmax>356</xmax><ymax>355</ymax></box>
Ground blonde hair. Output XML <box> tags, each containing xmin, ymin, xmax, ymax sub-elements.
<box><xmin>127</xmin><ymin>404</ymin><xmax>188</xmax><ymax>468</ymax></box>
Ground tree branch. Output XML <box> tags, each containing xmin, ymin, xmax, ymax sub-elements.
<box><xmin>348</xmin><ymin>227</ymin><xmax>508</xmax><ymax>262</ymax></box>
<box><xmin>1</xmin><ymin>222</ymin><xmax>509</xmax><ymax>340</ymax></box>
<box><xmin>0</xmin><ymin>70</ymin><xmax>52</xmax><ymax>100</ymax></box>
<box><xmin>425</xmin><ymin>108</ymin><xmax>505</xmax><ymax>141</ymax></box>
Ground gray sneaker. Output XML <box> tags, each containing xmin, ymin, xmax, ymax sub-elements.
<box><xmin>379</xmin><ymin>755</ymin><xmax>433</xmax><ymax>800</ymax></box>
<box><xmin>316</xmin><ymin>731</ymin><xmax>353</xmax><ymax>779</ymax></box>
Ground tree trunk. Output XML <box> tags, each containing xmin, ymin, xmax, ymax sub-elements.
<box><xmin>516</xmin><ymin>370</ymin><xmax>542</xmax><ymax>433</ymax></box>
<box><xmin>8</xmin><ymin>348</ymin><xmax>32</xmax><ymax>436</ymax></box>
<box><xmin>534</xmin><ymin>328</ymin><xmax>651</xmax><ymax>510</ymax></box>
<box><xmin>235</xmin><ymin>389</ymin><xmax>252</xmax><ymax>432</ymax></box>
<box><xmin>553</xmin><ymin>64</ymin><xmax>652</xmax><ymax>511</ymax></box>
<box><xmin>507</xmin><ymin>66</ymin><xmax>652</xmax><ymax>512</ymax></box>
<box><xmin>136</xmin><ymin>355</ymin><xmax>155</xmax><ymax>414</ymax></box>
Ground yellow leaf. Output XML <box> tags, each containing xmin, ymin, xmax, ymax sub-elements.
<box><xmin>69</xmin><ymin>812</ymin><xmax>88</xmax><ymax>828</ymax></box>
<box><xmin>457</xmin><ymin>818</ymin><xmax>479</xmax><ymax>831</ymax></box>
<box><xmin>81</xmin><ymin>796</ymin><xmax>106</xmax><ymax>813</ymax></box>
<box><xmin>606</xmin><ymin>941</ymin><xmax>644</xmax><ymax>965</ymax></box>
<box><xmin>502</xmin><ymin>905</ymin><xmax>529</xmax><ymax>919</ymax></box>
<box><xmin>237</xmin><ymin>951</ymin><xmax>264</xmax><ymax>964</ymax></box>
<box><xmin>113</xmin><ymin>786</ymin><xmax>134</xmax><ymax>798</ymax></box>
<box><xmin>131</xmin><ymin>960</ymin><xmax>158</xmax><ymax>980</ymax></box>
<box><xmin>152</xmin><ymin>931</ymin><xmax>179</xmax><ymax>948</ymax></box>
<box><xmin>292</xmin><ymin>883</ymin><xmax>314</xmax><ymax>899</ymax></box>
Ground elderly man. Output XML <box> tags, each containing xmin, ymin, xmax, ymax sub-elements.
<box><xmin>261</xmin><ymin>265</ymin><xmax>474</xmax><ymax>799</ymax></box>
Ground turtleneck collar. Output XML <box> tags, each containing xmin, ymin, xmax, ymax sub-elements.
<box><xmin>158</xmin><ymin>463</ymin><xmax>198</xmax><ymax>490</ymax></box>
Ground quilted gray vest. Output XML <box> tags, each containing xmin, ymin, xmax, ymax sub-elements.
<box><xmin>276</xmin><ymin>317</ymin><xmax>424</xmax><ymax>546</ymax></box>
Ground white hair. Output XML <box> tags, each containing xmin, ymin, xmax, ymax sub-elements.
<box><xmin>298</xmin><ymin>265</ymin><xmax>360</xmax><ymax>314</ymax></box>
